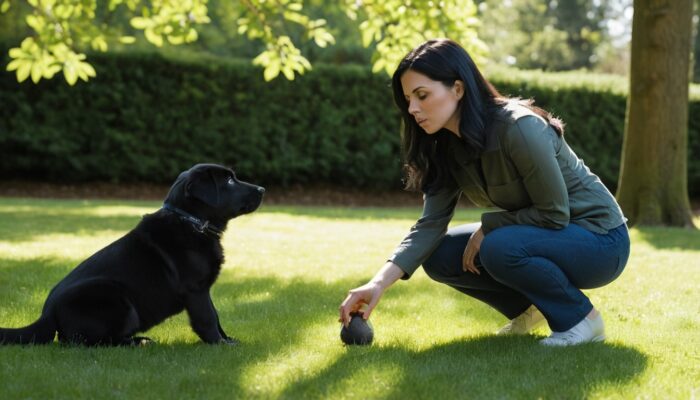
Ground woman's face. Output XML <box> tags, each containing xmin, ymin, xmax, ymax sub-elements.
<box><xmin>400</xmin><ymin>69</ymin><xmax>463</xmax><ymax>135</ymax></box>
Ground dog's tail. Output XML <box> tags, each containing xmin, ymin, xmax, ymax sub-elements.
<box><xmin>0</xmin><ymin>315</ymin><xmax>56</xmax><ymax>345</ymax></box>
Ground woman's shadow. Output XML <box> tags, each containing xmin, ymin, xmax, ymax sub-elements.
<box><xmin>278</xmin><ymin>334</ymin><xmax>648</xmax><ymax>398</ymax></box>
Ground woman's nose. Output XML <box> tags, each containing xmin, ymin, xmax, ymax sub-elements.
<box><xmin>407</xmin><ymin>99</ymin><xmax>419</xmax><ymax>115</ymax></box>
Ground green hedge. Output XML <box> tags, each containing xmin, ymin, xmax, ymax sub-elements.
<box><xmin>0</xmin><ymin>51</ymin><xmax>402</xmax><ymax>188</ymax></box>
<box><xmin>1</xmin><ymin>50</ymin><xmax>699</xmax><ymax>195</ymax></box>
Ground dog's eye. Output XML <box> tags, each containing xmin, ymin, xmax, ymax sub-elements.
<box><xmin>227</xmin><ymin>177</ymin><xmax>235</xmax><ymax>185</ymax></box>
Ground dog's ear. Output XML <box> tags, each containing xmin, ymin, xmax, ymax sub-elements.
<box><xmin>185</xmin><ymin>169</ymin><xmax>220</xmax><ymax>207</ymax></box>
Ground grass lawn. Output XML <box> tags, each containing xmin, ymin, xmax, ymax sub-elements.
<box><xmin>0</xmin><ymin>197</ymin><xmax>698</xmax><ymax>399</ymax></box>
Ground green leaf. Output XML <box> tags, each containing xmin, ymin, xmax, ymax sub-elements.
<box><xmin>185</xmin><ymin>28</ymin><xmax>198</xmax><ymax>42</ymax></box>
<box><xmin>281</xmin><ymin>65</ymin><xmax>294</xmax><ymax>80</ymax></box>
<box><xmin>16</xmin><ymin>62</ymin><xmax>31</xmax><ymax>83</ymax></box>
<box><xmin>30</xmin><ymin>62</ymin><xmax>42</xmax><ymax>83</ymax></box>
<box><xmin>81</xmin><ymin>62</ymin><xmax>96</xmax><ymax>78</ymax></box>
<box><xmin>168</xmin><ymin>35</ymin><xmax>184</xmax><ymax>45</ymax></box>
<box><xmin>1</xmin><ymin>1</ymin><xmax>10</xmax><ymax>13</ymax></box>
<box><xmin>91</xmin><ymin>36</ymin><xmax>108</xmax><ymax>52</ymax></box>
<box><xmin>26</xmin><ymin>15</ymin><xmax>43</xmax><ymax>31</ymax></box>
<box><xmin>8</xmin><ymin>48</ymin><xmax>24</xmax><ymax>59</ymax></box>
<box><xmin>43</xmin><ymin>64</ymin><xmax>61</xmax><ymax>78</ymax></box>
<box><xmin>6</xmin><ymin>59</ymin><xmax>23</xmax><ymax>72</ymax></box>
<box><xmin>130</xmin><ymin>17</ymin><xmax>151</xmax><ymax>30</ymax></box>
<box><xmin>144</xmin><ymin>29</ymin><xmax>163</xmax><ymax>47</ymax></box>
<box><xmin>63</xmin><ymin>62</ymin><xmax>78</xmax><ymax>85</ymax></box>
<box><xmin>263</xmin><ymin>61</ymin><xmax>280</xmax><ymax>81</ymax></box>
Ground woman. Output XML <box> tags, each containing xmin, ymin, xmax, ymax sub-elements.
<box><xmin>338</xmin><ymin>39</ymin><xmax>630</xmax><ymax>346</ymax></box>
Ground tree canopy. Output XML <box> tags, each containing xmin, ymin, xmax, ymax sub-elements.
<box><xmin>1</xmin><ymin>0</ymin><xmax>486</xmax><ymax>85</ymax></box>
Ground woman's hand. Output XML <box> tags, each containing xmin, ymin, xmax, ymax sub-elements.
<box><xmin>338</xmin><ymin>262</ymin><xmax>405</xmax><ymax>327</ymax></box>
<box><xmin>338</xmin><ymin>282</ymin><xmax>385</xmax><ymax>327</ymax></box>
<box><xmin>462</xmin><ymin>226</ymin><xmax>484</xmax><ymax>274</ymax></box>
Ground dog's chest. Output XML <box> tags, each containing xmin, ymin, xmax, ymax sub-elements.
<box><xmin>176</xmin><ymin>248</ymin><xmax>223</xmax><ymax>291</ymax></box>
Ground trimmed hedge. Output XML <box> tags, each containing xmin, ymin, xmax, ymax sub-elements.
<box><xmin>0</xmin><ymin>51</ymin><xmax>402</xmax><ymax>188</ymax></box>
<box><xmin>1</xmin><ymin>50</ymin><xmax>699</xmax><ymax>195</ymax></box>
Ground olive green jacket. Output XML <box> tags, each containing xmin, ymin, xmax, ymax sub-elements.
<box><xmin>390</xmin><ymin>102</ymin><xmax>626</xmax><ymax>279</ymax></box>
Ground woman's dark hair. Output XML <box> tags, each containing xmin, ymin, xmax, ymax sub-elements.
<box><xmin>391</xmin><ymin>39</ymin><xmax>563</xmax><ymax>192</ymax></box>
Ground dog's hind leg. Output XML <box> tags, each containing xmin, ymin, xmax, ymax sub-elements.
<box><xmin>53</xmin><ymin>279</ymin><xmax>142</xmax><ymax>346</ymax></box>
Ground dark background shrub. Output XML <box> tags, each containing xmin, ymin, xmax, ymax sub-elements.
<box><xmin>1</xmin><ymin>49</ymin><xmax>698</xmax><ymax>195</ymax></box>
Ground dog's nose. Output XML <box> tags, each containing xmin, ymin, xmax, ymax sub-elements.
<box><xmin>257</xmin><ymin>186</ymin><xmax>266</xmax><ymax>194</ymax></box>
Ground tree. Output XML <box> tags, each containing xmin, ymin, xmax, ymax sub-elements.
<box><xmin>693</xmin><ymin>0</ymin><xmax>699</xmax><ymax>82</ymax></box>
<box><xmin>616</xmin><ymin>0</ymin><xmax>696</xmax><ymax>228</ymax></box>
<box><xmin>1</xmin><ymin>0</ymin><xmax>485</xmax><ymax>85</ymax></box>
<box><xmin>476</xmin><ymin>0</ymin><xmax>611</xmax><ymax>71</ymax></box>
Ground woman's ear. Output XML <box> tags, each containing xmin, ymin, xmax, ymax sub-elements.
<box><xmin>453</xmin><ymin>80</ymin><xmax>465</xmax><ymax>100</ymax></box>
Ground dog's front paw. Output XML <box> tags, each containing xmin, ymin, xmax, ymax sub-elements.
<box><xmin>220</xmin><ymin>337</ymin><xmax>240</xmax><ymax>346</ymax></box>
<box><xmin>124</xmin><ymin>336</ymin><xmax>155</xmax><ymax>347</ymax></box>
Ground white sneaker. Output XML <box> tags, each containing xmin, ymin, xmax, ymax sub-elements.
<box><xmin>497</xmin><ymin>305</ymin><xmax>546</xmax><ymax>335</ymax></box>
<box><xmin>540</xmin><ymin>312</ymin><xmax>606</xmax><ymax>346</ymax></box>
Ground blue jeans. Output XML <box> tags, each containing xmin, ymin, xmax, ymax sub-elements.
<box><xmin>422</xmin><ymin>222</ymin><xmax>630</xmax><ymax>331</ymax></box>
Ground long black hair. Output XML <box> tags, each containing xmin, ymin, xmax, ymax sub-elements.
<box><xmin>391</xmin><ymin>39</ymin><xmax>563</xmax><ymax>192</ymax></box>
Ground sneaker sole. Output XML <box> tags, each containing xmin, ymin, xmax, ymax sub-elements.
<box><xmin>591</xmin><ymin>334</ymin><xmax>606</xmax><ymax>342</ymax></box>
<box><xmin>539</xmin><ymin>334</ymin><xmax>606</xmax><ymax>346</ymax></box>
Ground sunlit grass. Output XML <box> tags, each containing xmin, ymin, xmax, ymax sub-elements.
<box><xmin>0</xmin><ymin>198</ymin><xmax>698</xmax><ymax>399</ymax></box>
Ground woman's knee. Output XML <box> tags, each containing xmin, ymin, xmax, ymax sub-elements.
<box><xmin>422</xmin><ymin>245</ymin><xmax>462</xmax><ymax>282</ymax></box>
<box><xmin>423</xmin><ymin>224</ymin><xmax>480</xmax><ymax>282</ymax></box>
<box><xmin>422</xmin><ymin>249</ymin><xmax>449</xmax><ymax>281</ymax></box>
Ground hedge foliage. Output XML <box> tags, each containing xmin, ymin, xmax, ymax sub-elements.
<box><xmin>1</xmin><ymin>49</ymin><xmax>699</xmax><ymax>195</ymax></box>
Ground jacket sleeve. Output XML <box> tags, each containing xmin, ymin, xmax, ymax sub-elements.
<box><xmin>389</xmin><ymin>183</ymin><xmax>461</xmax><ymax>279</ymax></box>
<box><xmin>481</xmin><ymin>115</ymin><xmax>570</xmax><ymax>234</ymax></box>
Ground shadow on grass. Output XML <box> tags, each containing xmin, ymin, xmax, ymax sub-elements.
<box><xmin>258</xmin><ymin>204</ymin><xmax>488</xmax><ymax>223</ymax></box>
<box><xmin>0</xmin><ymin>198</ymin><xmax>485</xmax><ymax>246</ymax></box>
<box><xmin>0</xmin><ymin>268</ymin><xmax>365</xmax><ymax>398</ymax></box>
<box><xmin>0</xmin><ymin>253</ymin><xmax>649</xmax><ymax>399</ymax></box>
<box><xmin>278</xmin><ymin>336</ymin><xmax>648</xmax><ymax>399</ymax></box>
<box><xmin>635</xmin><ymin>226</ymin><xmax>700</xmax><ymax>251</ymax></box>
<box><xmin>0</xmin><ymin>208</ymin><xmax>143</xmax><ymax>242</ymax></box>
<box><xmin>0</xmin><ymin>257</ymin><xmax>75</xmax><ymax>317</ymax></box>
<box><xmin>259</xmin><ymin>205</ymin><xmax>425</xmax><ymax>221</ymax></box>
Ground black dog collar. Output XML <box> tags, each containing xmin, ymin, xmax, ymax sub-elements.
<box><xmin>162</xmin><ymin>203</ymin><xmax>223</xmax><ymax>238</ymax></box>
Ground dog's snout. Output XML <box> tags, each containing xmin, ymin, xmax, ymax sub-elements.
<box><xmin>257</xmin><ymin>186</ymin><xmax>265</xmax><ymax>194</ymax></box>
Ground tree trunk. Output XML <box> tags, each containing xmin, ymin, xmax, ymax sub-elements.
<box><xmin>693</xmin><ymin>0</ymin><xmax>700</xmax><ymax>82</ymax></box>
<box><xmin>616</xmin><ymin>0</ymin><xmax>696</xmax><ymax>228</ymax></box>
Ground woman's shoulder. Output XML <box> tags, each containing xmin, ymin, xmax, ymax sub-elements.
<box><xmin>490</xmin><ymin>100</ymin><xmax>549</xmax><ymax>135</ymax></box>
<box><xmin>492</xmin><ymin>99</ymin><xmax>542</xmax><ymax>123</ymax></box>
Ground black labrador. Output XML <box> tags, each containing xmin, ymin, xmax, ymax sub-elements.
<box><xmin>0</xmin><ymin>163</ymin><xmax>264</xmax><ymax>346</ymax></box>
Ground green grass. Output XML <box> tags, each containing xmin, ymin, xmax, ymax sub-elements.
<box><xmin>0</xmin><ymin>198</ymin><xmax>698</xmax><ymax>399</ymax></box>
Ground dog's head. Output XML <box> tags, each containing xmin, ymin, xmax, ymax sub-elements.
<box><xmin>164</xmin><ymin>164</ymin><xmax>265</xmax><ymax>226</ymax></box>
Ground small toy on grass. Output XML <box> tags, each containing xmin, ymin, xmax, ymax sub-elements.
<box><xmin>340</xmin><ymin>312</ymin><xmax>374</xmax><ymax>345</ymax></box>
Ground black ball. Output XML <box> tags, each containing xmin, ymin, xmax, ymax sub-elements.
<box><xmin>340</xmin><ymin>313</ymin><xmax>374</xmax><ymax>345</ymax></box>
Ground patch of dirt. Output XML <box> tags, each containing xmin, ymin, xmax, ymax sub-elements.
<box><xmin>2</xmin><ymin>180</ymin><xmax>698</xmax><ymax>215</ymax></box>
<box><xmin>0</xmin><ymin>180</ymin><xmax>425</xmax><ymax>207</ymax></box>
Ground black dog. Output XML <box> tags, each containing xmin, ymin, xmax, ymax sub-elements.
<box><xmin>0</xmin><ymin>163</ymin><xmax>264</xmax><ymax>346</ymax></box>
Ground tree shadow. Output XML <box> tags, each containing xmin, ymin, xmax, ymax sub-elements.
<box><xmin>0</xmin><ymin>207</ymin><xmax>144</xmax><ymax>242</ymax></box>
<box><xmin>0</xmin><ymin>269</ymin><xmax>366</xmax><ymax>397</ymax></box>
<box><xmin>0</xmin><ymin>259</ymin><xmax>649</xmax><ymax>398</ymax></box>
<box><xmin>258</xmin><ymin>205</ymin><xmax>424</xmax><ymax>221</ymax></box>
<box><xmin>278</xmin><ymin>337</ymin><xmax>648</xmax><ymax>399</ymax></box>
<box><xmin>258</xmin><ymin>204</ymin><xmax>484</xmax><ymax>222</ymax></box>
<box><xmin>0</xmin><ymin>257</ymin><xmax>74</xmax><ymax>318</ymax></box>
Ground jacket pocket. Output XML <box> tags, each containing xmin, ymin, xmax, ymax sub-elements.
<box><xmin>487</xmin><ymin>179</ymin><xmax>531</xmax><ymax>210</ymax></box>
